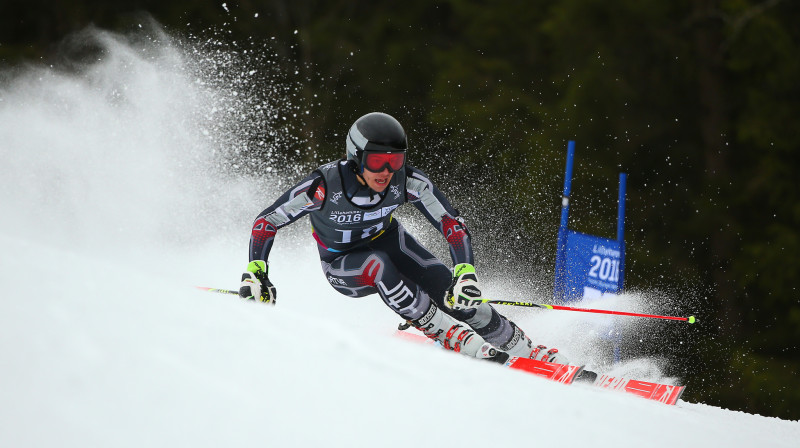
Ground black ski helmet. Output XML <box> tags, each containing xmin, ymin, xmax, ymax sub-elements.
<box><xmin>346</xmin><ymin>112</ymin><xmax>408</xmax><ymax>171</ymax></box>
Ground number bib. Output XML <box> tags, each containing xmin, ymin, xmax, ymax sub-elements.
<box><xmin>310</xmin><ymin>161</ymin><xmax>406</xmax><ymax>252</ymax></box>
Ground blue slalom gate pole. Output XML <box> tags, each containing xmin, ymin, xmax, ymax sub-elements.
<box><xmin>616</xmin><ymin>173</ymin><xmax>627</xmax><ymax>291</ymax></box>
<box><xmin>553</xmin><ymin>140</ymin><xmax>575</xmax><ymax>302</ymax></box>
<box><xmin>613</xmin><ymin>172</ymin><xmax>627</xmax><ymax>363</ymax></box>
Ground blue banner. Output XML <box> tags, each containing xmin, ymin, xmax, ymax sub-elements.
<box><xmin>562</xmin><ymin>230</ymin><xmax>624</xmax><ymax>302</ymax></box>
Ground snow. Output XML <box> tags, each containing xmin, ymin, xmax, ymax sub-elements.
<box><xmin>1</xmin><ymin>26</ymin><xmax>798</xmax><ymax>448</ymax></box>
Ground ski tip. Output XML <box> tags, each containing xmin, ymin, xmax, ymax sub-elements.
<box><xmin>575</xmin><ymin>369</ymin><xmax>598</xmax><ymax>384</ymax></box>
<box><xmin>569</xmin><ymin>365</ymin><xmax>586</xmax><ymax>385</ymax></box>
<box><xmin>687</xmin><ymin>315</ymin><xmax>696</xmax><ymax>324</ymax></box>
<box><xmin>674</xmin><ymin>385</ymin><xmax>687</xmax><ymax>404</ymax></box>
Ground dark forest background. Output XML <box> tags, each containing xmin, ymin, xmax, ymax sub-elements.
<box><xmin>2</xmin><ymin>0</ymin><xmax>798</xmax><ymax>419</ymax></box>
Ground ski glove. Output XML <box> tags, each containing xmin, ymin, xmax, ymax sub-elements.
<box><xmin>445</xmin><ymin>263</ymin><xmax>483</xmax><ymax>310</ymax></box>
<box><xmin>239</xmin><ymin>260</ymin><xmax>277</xmax><ymax>305</ymax></box>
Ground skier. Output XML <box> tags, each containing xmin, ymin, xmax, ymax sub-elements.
<box><xmin>239</xmin><ymin>112</ymin><xmax>566</xmax><ymax>363</ymax></box>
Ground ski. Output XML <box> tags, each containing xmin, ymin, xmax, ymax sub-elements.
<box><xmin>394</xmin><ymin>328</ymin><xmax>685</xmax><ymax>405</ymax></box>
<box><xmin>503</xmin><ymin>356</ymin><xmax>583</xmax><ymax>384</ymax></box>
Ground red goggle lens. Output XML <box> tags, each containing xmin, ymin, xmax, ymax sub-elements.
<box><xmin>363</xmin><ymin>152</ymin><xmax>405</xmax><ymax>173</ymax></box>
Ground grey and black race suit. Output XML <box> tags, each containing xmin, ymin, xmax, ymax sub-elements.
<box><xmin>247</xmin><ymin>159</ymin><xmax>533</xmax><ymax>356</ymax></box>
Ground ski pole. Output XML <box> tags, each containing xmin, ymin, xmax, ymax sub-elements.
<box><xmin>195</xmin><ymin>286</ymin><xmax>239</xmax><ymax>295</ymax></box>
<box><xmin>195</xmin><ymin>286</ymin><xmax>695</xmax><ymax>323</ymax></box>
<box><xmin>483</xmin><ymin>299</ymin><xmax>696</xmax><ymax>324</ymax></box>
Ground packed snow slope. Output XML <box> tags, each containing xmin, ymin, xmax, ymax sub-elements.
<box><xmin>1</xmin><ymin>25</ymin><xmax>798</xmax><ymax>448</ymax></box>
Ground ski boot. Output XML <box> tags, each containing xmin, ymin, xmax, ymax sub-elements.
<box><xmin>411</xmin><ymin>304</ymin><xmax>486</xmax><ymax>357</ymax></box>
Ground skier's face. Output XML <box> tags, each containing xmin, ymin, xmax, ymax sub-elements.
<box><xmin>362</xmin><ymin>167</ymin><xmax>393</xmax><ymax>192</ymax></box>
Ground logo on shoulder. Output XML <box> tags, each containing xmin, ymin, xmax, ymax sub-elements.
<box><xmin>321</xmin><ymin>161</ymin><xmax>339</xmax><ymax>169</ymax></box>
<box><xmin>390</xmin><ymin>185</ymin><xmax>401</xmax><ymax>199</ymax></box>
<box><xmin>314</xmin><ymin>185</ymin><xmax>326</xmax><ymax>202</ymax></box>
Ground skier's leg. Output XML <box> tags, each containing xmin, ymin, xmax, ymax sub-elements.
<box><xmin>385</xmin><ymin>223</ymin><xmax>568</xmax><ymax>363</ymax></box>
<box><xmin>320</xmin><ymin>247</ymin><xmax>487</xmax><ymax>357</ymax></box>
<box><xmin>462</xmin><ymin>302</ymin><xmax>567</xmax><ymax>362</ymax></box>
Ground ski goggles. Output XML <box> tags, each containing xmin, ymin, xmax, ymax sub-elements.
<box><xmin>362</xmin><ymin>151</ymin><xmax>406</xmax><ymax>173</ymax></box>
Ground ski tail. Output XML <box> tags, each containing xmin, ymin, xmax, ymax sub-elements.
<box><xmin>504</xmin><ymin>357</ymin><xmax>584</xmax><ymax>384</ymax></box>
<box><xmin>195</xmin><ymin>286</ymin><xmax>239</xmax><ymax>295</ymax></box>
